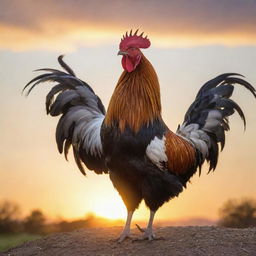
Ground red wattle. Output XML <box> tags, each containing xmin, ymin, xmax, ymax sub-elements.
<box><xmin>122</xmin><ymin>56</ymin><xmax>134</xmax><ymax>72</ymax></box>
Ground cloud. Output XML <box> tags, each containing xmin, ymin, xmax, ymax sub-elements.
<box><xmin>1</xmin><ymin>0</ymin><xmax>256</xmax><ymax>51</ymax></box>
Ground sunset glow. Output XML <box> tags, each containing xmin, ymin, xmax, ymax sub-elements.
<box><xmin>91</xmin><ymin>195</ymin><xmax>127</xmax><ymax>220</ymax></box>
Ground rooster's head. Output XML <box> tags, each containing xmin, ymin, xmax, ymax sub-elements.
<box><xmin>118</xmin><ymin>29</ymin><xmax>151</xmax><ymax>72</ymax></box>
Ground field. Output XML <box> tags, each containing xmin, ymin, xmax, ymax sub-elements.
<box><xmin>0</xmin><ymin>233</ymin><xmax>42</xmax><ymax>252</ymax></box>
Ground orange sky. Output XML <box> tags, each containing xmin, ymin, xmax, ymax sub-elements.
<box><xmin>1</xmin><ymin>0</ymin><xmax>256</xmax><ymax>50</ymax></box>
<box><xmin>0</xmin><ymin>0</ymin><xmax>256</xmax><ymax>222</ymax></box>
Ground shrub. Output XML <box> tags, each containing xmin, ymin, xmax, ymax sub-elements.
<box><xmin>218</xmin><ymin>198</ymin><xmax>256</xmax><ymax>228</ymax></box>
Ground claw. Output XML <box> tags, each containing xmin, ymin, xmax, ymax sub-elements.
<box><xmin>117</xmin><ymin>230</ymin><xmax>131</xmax><ymax>243</ymax></box>
<box><xmin>132</xmin><ymin>233</ymin><xmax>165</xmax><ymax>242</ymax></box>
<box><xmin>142</xmin><ymin>228</ymin><xmax>156</xmax><ymax>241</ymax></box>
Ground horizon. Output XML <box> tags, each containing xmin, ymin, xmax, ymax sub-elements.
<box><xmin>1</xmin><ymin>0</ymin><xmax>256</xmax><ymax>223</ymax></box>
<box><xmin>1</xmin><ymin>199</ymin><xmax>217</xmax><ymax>227</ymax></box>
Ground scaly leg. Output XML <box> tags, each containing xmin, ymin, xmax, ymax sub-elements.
<box><xmin>118</xmin><ymin>211</ymin><xmax>134</xmax><ymax>242</ymax></box>
<box><xmin>142</xmin><ymin>210</ymin><xmax>156</xmax><ymax>240</ymax></box>
<box><xmin>135</xmin><ymin>210</ymin><xmax>156</xmax><ymax>241</ymax></box>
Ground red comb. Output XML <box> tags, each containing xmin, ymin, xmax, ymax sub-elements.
<box><xmin>119</xmin><ymin>29</ymin><xmax>151</xmax><ymax>51</ymax></box>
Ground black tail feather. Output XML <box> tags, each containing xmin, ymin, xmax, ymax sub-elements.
<box><xmin>58</xmin><ymin>55</ymin><xmax>76</xmax><ymax>77</ymax></box>
<box><xmin>178</xmin><ymin>73</ymin><xmax>255</xmax><ymax>174</ymax></box>
<box><xmin>24</xmin><ymin>55</ymin><xmax>108</xmax><ymax>175</ymax></box>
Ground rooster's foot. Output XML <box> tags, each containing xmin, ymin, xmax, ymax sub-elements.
<box><xmin>117</xmin><ymin>228</ymin><xmax>131</xmax><ymax>243</ymax></box>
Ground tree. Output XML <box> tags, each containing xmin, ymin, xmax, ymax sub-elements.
<box><xmin>24</xmin><ymin>210</ymin><xmax>46</xmax><ymax>234</ymax></box>
<box><xmin>218</xmin><ymin>198</ymin><xmax>256</xmax><ymax>228</ymax></box>
<box><xmin>0</xmin><ymin>200</ymin><xmax>21</xmax><ymax>233</ymax></box>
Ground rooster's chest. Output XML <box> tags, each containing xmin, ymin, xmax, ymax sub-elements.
<box><xmin>101</xmin><ymin>120</ymin><xmax>166</xmax><ymax>168</ymax></box>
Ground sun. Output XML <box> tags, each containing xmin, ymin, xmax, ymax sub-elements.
<box><xmin>92</xmin><ymin>195</ymin><xmax>127</xmax><ymax>220</ymax></box>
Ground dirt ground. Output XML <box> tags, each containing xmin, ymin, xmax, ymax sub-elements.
<box><xmin>2</xmin><ymin>226</ymin><xmax>256</xmax><ymax>256</ymax></box>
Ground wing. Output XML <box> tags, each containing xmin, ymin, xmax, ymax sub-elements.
<box><xmin>177</xmin><ymin>73</ymin><xmax>256</xmax><ymax>173</ymax></box>
<box><xmin>23</xmin><ymin>55</ymin><xmax>108</xmax><ymax>175</ymax></box>
<box><xmin>146</xmin><ymin>130</ymin><xmax>198</xmax><ymax>185</ymax></box>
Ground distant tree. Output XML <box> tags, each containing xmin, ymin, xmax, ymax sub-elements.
<box><xmin>57</xmin><ymin>219</ymin><xmax>88</xmax><ymax>232</ymax></box>
<box><xmin>24</xmin><ymin>209</ymin><xmax>46</xmax><ymax>234</ymax></box>
<box><xmin>218</xmin><ymin>198</ymin><xmax>256</xmax><ymax>228</ymax></box>
<box><xmin>0</xmin><ymin>200</ymin><xmax>22</xmax><ymax>233</ymax></box>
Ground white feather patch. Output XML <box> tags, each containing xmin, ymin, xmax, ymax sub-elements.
<box><xmin>207</xmin><ymin>110</ymin><xmax>222</xmax><ymax>120</ymax></box>
<box><xmin>177</xmin><ymin>122</ymin><xmax>210</xmax><ymax>159</ymax></box>
<box><xmin>203</xmin><ymin>110</ymin><xmax>222</xmax><ymax>130</ymax></box>
<box><xmin>146</xmin><ymin>136</ymin><xmax>167</xmax><ymax>170</ymax></box>
<box><xmin>82</xmin><ymin>114</ymin><xmax>104</xmax><ymax>156</ymax></box>
<box><xmin>72</xmin><ymin>112</ymin><xmax>104</xmax><ymax>157</ymax></box>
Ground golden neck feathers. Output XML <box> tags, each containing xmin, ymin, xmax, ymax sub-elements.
<box><xmin>104</xmin><ymin>55</ymin><xmax>162</xmax><ymax>132</ymax></box>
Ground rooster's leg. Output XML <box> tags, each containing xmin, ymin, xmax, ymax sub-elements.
<box><xmin>142</xmin><ymin>210</ymin><xmax>156</xmax><ymax>240</ymax></box>
<box><xmin>118</xmin><ymin>211</ymin><xmax>134</xmax><ymax>242</ymax></box>
<box><xmin>133</xmin><ymin>210</ymin><xmax>156</xmax><ymax>241</ymax></box>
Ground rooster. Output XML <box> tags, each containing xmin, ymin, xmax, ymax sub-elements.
<box><xmin>24</xmin><ymin>30</ymin><xmax>256</xmax><ymax>242</ymax></box>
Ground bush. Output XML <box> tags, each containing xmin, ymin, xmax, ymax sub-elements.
<box><xmin>0</xmin><ymin>201</ymin><xmax>22</xmax><ymax>233</ymax></box>
<box><xmin>218</xmin><ymin>198</ymin><xmax>256</xmax><ymax>228</ymax></box>
<box><xmin>24</xmin><ymin>210</ymin><xmax>46</xmax><ymax>234</ymax></box>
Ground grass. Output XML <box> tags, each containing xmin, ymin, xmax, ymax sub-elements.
<box><xmin>0</xmin><ymin>233</ymin><xmax>42</xmax><ymax>252</ymax></box>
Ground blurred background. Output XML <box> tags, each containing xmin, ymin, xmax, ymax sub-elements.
<box><xmin>0</xmin><ymin>0</ymin><xmax>256</xmax><ymax>250</ymax></box>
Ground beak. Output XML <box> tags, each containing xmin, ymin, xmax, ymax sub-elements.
<box><xmin>117</xmin><ymin>50</ymin><xmax>128</xmax><ymax>56</ymax></box>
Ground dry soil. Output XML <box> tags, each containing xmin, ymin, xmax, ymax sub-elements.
<box><xmin>2</xmin><ymin>226</ymin><xmax>256</xmax><ymax>256</ymax></box>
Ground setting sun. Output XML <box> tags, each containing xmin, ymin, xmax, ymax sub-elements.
<box><xmin>91</xmin><ymin>195</ymin><xmax>126</xmax><ymax>220</ymax></box>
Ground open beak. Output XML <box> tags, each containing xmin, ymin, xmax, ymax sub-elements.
<box><xmin>117</xmin><ymin>50</ymin><xmax>128</xmax><ymax>56</ymax></box>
